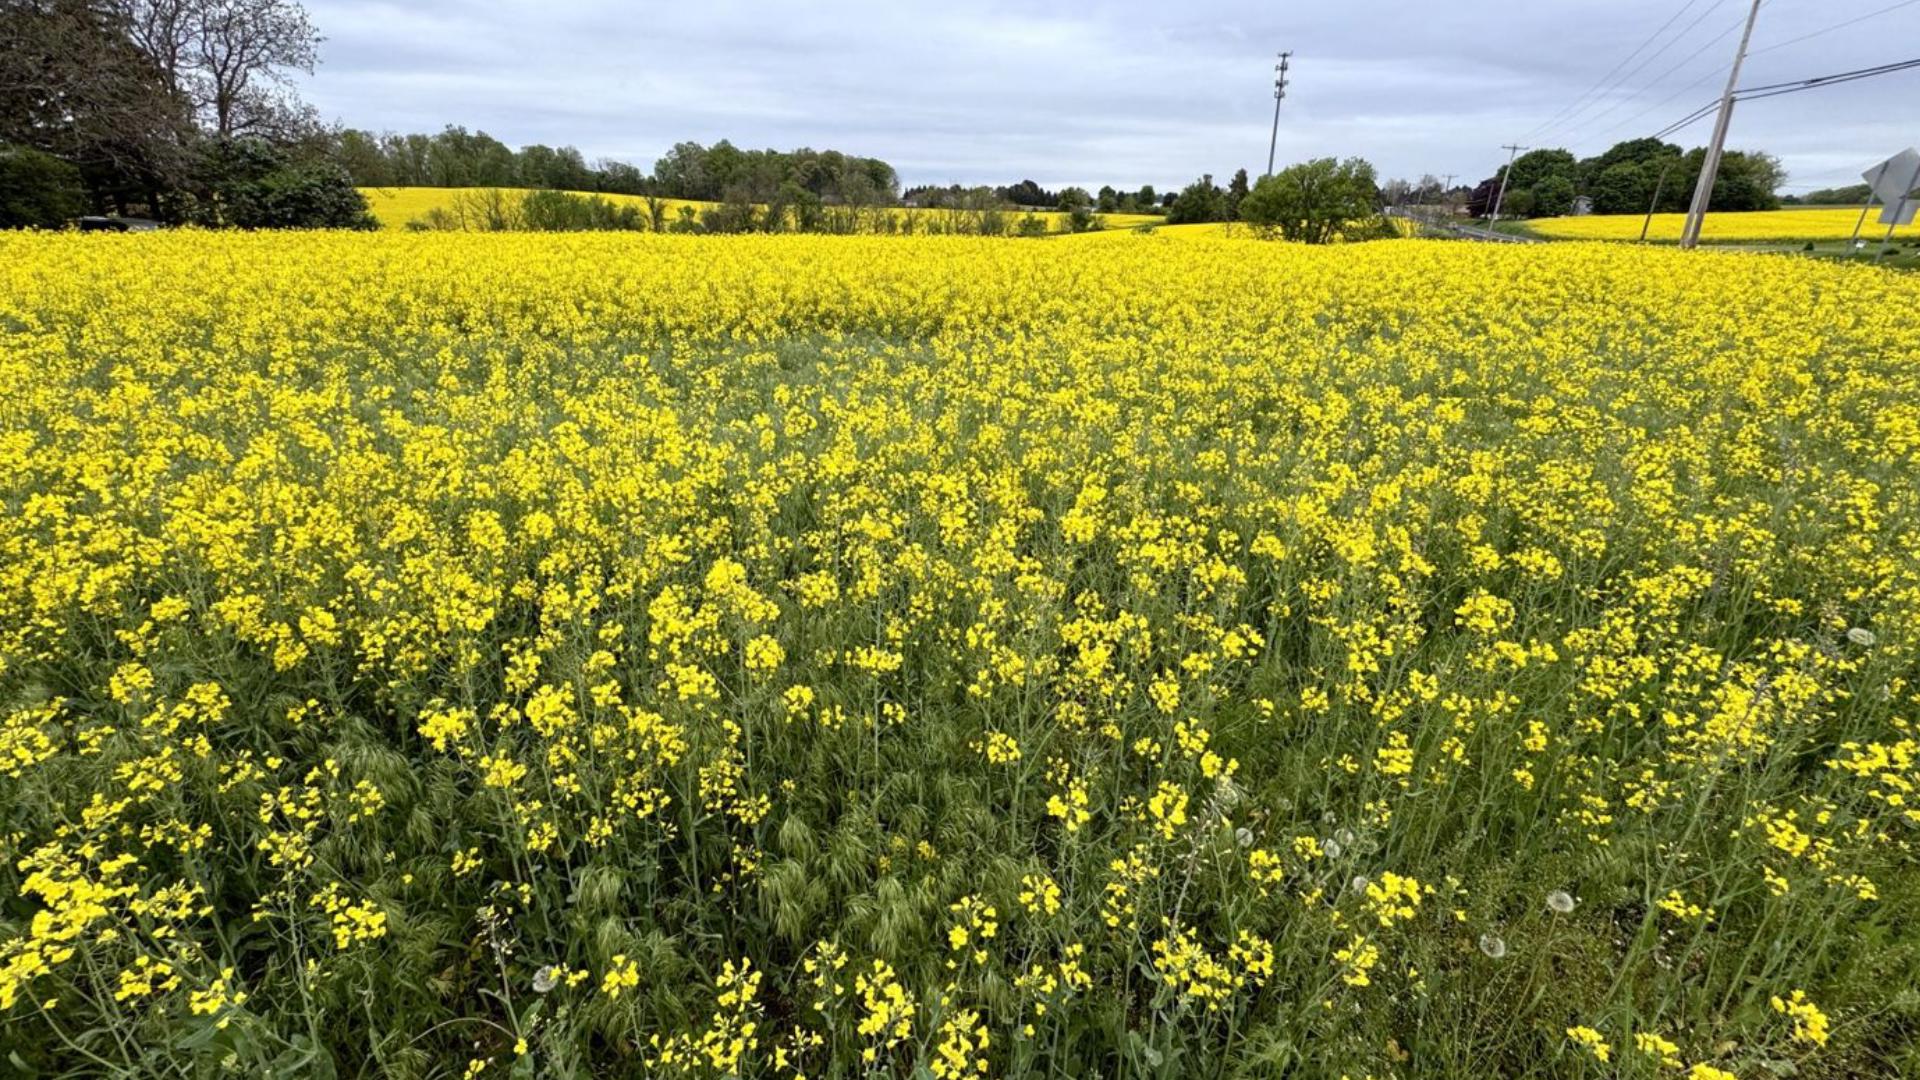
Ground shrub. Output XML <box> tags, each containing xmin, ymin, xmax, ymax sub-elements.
<box><xmin>0</xmin><ymin>146</ymin><xmax>88</xmax><ymax>228</ymax></box>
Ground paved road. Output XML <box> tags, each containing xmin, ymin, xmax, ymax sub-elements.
<box><xmin>1386</xmin><ymin>207</ymin><xmax>1544</xmax><ymax>243</ymax></box>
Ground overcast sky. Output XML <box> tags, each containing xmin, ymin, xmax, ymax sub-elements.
<box><xmin>294</xmin><ymin>0</ymin><xmax>1920</xmax><ymax>192</ymax></box>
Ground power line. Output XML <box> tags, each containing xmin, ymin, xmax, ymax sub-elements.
<box><xmin>1621</xmin><ymin>55</ymin><xmax>1920</xmax><ymax>188</ymax></box>
<box><xmin>1748</xmin><ymin>0</ymin><xmax>1920</xmax><ymax>56</ymax></box>
<box><xmin>1518</xmin><ymin>0</ymin><xmax>1711</xmax><ymax>141</ymax></box>
<box><xmin>1528</xmin><ymin>0</ymin><xmax>1742</xmax><ymax>145</ymax></box>
<box><xmin>1555</xmin><ymin>6</ymin><xmax>1759</xmax><ymax>146</ymax></box>
<box><xmin>1641</xmin><ymin>57</ymin><xmax>1920</xmax><ymax>143</ymax></box>
<box><xmin>1650</xmin><ymin>100</ymin><xmax>1720</xmax><ymax>141</ymax></box>
<box><xmin>1734</xmin><ymin>56</ymin><xmax>1920</xmax><ymax>100</ymax></box>
<box><xmin>1582</xmin><ymin>58</ymin><xmax>1734</xmax><ymax>148</ymax></box>
<box><xmin>1579</xmin><ymin>0</ymin><xmax>1918</xmax><ymax>151</ymax></box>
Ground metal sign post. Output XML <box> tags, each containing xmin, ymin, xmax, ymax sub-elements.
<box><xmin>1862</xmin><ymin>148</ymin><xmax>1920</xmax><ymax>259</ymax></box>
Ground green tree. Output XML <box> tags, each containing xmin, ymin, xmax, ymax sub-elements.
<box><xmin>1226</xmin><ymin>167</ymin><xmax>1250</xmax><ymax>220</ymax></box>
<box><xmin>1532</xmin><ymin>175</ymin><xmax>1577</xmax><ymax>217</ymax></box>
<box><xmin>189</xmin><ymin>137</ymin><xmax>375</xmax><ymax>228</ymax></box>
<box><xmin>1506</xmin><ymin>148</ymin><xmax>1577</xmax><ymax>197</ymax></box>
<box><xmin>1239</xmin><ymin>157</ymin><xmax>1380</xmax><ymax>243</ymax></box>
<box><xmin>1166</xmin><ymin>175</ymin><xmax>1225</xmax><ymax>224</ymax></box>
<box><xmin>1589</xmin><ymin>161</ymin><xmax>1649</xmax><ymax>215</ymax></box>
<box><xmin>0</xmin><ymin>144</ymin><xmax>89</xmax><ymax>227</ymax></box>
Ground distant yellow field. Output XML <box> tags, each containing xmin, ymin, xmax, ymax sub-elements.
<box><xmin>1529</xmin><ymin>207</ymin><xmax>1919</xmax><ymax>242</ymax></box>
<box><xmin>359</xmin><ymin>187</ymin><xmax>1161</xmax><ymax>234</ymax></box>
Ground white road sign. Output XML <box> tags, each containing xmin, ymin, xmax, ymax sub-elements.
<box><xmin>1863</xmin><ymin>148</ymin><xmax>1920</xmax><ymax>226</ymax></box>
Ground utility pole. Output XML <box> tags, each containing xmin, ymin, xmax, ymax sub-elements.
<box><xmin>1680</xmin><ymin>0</ymin><xmax>1763</xmax><ymax>250</ymax></box>
<box><xmin>1266</xmin><ymin>52</ymin><xmax>1292</xmax><ymax>177</ymax></box>
<box><xmin>1641</xmin><ymin>158</ymin><xmax>1677</xmax><ymax>242</ymax></box>
<box><xmin>1487</xmin><ymin>144</ymin><xmax>1527</xmax><ymax>227</ymax></box>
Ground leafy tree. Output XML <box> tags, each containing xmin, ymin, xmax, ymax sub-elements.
<box><xmin>0</xmin><ymin>0</ymin><xmax>195</xmax><ymax>213</ymax></box>
<box><xmin>519</xmin><ymin>189</ymin><xmax>642</xmax><ymax>231</ymax></box>
<box><xmin>1532</xmin><ymin>174</ymin><xmax>1576</xmax><ymax>217</ymax></box>
<box><xmin>1056</xmin><ymin>186</ymin><xmax>1092</xmax><ymax>211</ymax></box>
<box><xmin>1001</xmin><ymin>179</ymin><xmax>1055</xmax><ymax>208</ymax></box>
<box><xmin>1589</xmin><ymin>161</ymin><xmax>1649</xmax><ymax>215</ymax></box>
<box><xmin>1505</xmin><ymin>148</ymin><xmax>1577</xmax><ymax>197</ymax></box>
<box><xmin>1166</xmin><ymin>175</ymin><xmax>1225</xmax><ymax>224</ymax></box>
<box><xmin>1714</xmin><ymin>150</ymin><xmax>1783</xmax><ymax>211</ymax></box>
<box><xmin>1096</xmin><ymin>185</ymin><xmax>1118</xmax><ymax>213</ymax></box>
<box><xmin>1239</xmin><ymin>157</ymin><xmax>1379</xmax><ymax>243</ymax></box>
<box><xmin>188</xmin><ymin>136</ymin><xmax>374</xmax><ymax>228</ymax></box>
<box><xmin>0</xmin><ymin>144</ymin><xmax>89</xmax><ymax>227</ymax></box>
<box><xmin>1226</xmin><ymin>168</ymin><xmax>1250</xmax><ymax>220</ymax></box>
<box><xmin>699</xmin><ymin>187</ymin><xmax>759</xmax><ymax>233</ymax></box>
<box><xmin>1577</xmin><ymin>137</ymin><xmax>1680</xmax><ymax>190</ymax></box>
<box><xmin>1135</xmin><ymin>184</ymin><xmax>1156</xmax><ymax>208</ymax></box>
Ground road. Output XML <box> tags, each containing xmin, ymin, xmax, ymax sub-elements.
<box><xmin>1385</xmin><ymin>206</ymin><xmax>1543</xmax><ymax>243</ymax></box>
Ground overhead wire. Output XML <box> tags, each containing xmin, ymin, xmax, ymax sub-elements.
<box><xmin>1517</xmin><ymin>0</ymin><xmax>1712</xmax><ymax>140</ymax></box>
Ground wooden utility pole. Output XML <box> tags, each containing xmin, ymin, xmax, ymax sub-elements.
<box><xmin>1641</xmin><ymin>158</ymin><xmax>1677</xmax><ymax>242</ymax></box>
<box><xmin>1680</xmin><ymin>0</ymin><xmax>1763</xmax><ymax>249</ymax></box>
<box><xmin>1487</xmin><ymin>144</ymin><xmax>1527</xmax><ymax>226</ymax></box>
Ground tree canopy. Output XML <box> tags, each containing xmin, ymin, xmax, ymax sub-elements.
<box><xmin>1239</xmin><ymin>157</ymin><xmax>1380</xmax><ymax>243</ymax></box>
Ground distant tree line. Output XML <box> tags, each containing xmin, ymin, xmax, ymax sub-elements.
<box><xmin>1466</xmin><ymin>138</ymin><xmax>1786</xmax><ymax>219</ymax></box>
<box><xmin>1782</xmin><ymin>183</ymin><xmax>1870</xmax><ymax>206</ymax></box>
<box><xmin>903</xmin><ymin>180</ymin><xmax>1168</xmax><ymax>217</ymax></box>
<box><xmin>1</xmin><ymin>0</ymin><xmax>374</xmax><ymax>228</ymax></box>
<box><xmin>337</xmin><ymin>130</ymin><xmax>903</xmax><ymax>209</ymax></box>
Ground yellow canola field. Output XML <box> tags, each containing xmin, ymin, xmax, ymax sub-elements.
<box><xmin>1529</xmin><ymin>206</ymin><xmax>1920</xmax><ymax>242</ymax></box>
<box><xmin>2</xmin><ymin>232</ymin><xmax>1919</xmax><ymax>1079</ymax></box>
<box><xmin>360</xmin><ymin>186</ymin><xmax>1162</xmax><ymax>233</ymax></box>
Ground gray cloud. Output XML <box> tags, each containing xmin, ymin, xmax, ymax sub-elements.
<box><xmin>296</xmin><ymin>0</ymin><xmax>1920</xmax><ymax>191</ymax></box>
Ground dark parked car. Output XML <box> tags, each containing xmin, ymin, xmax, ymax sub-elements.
<box><xmin>77</xmin><ymin>216</ymin><xmax>161</xmax><ymax>232</ymax></box>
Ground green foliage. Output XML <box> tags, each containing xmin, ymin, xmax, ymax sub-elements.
<box><xmin>1167</xmin><ymin>175</ymin><xmax>1227</xmax><ymax>224</ymax></box>
<box><xmin>0</xmin><ymin>144</ymin><xmax>88</xmax><ymax>228</ymax></box>
<box><xmin>520</xmin><ymin>190</ymin><xmax>645</xmax><ymax>231</ymax></box>
<box><xmin>1532</xmin><ymin>175</ymin><xmax>1577</xmax><ymax>218</ymax></box>
<box><xmin>1589</xmin><ymin>161</ymin><xmax>1653</xmax><ymax>215</ymax></box>
<box><xmin>191</xmin><ymin>138</ymin><xmax>376</xmax><ymax>229</ymax></box>
<box><xmin>1226</xmin><ymin>167</ymin><xmax>1251</xmax><ymax>221</ymax></box>
<box><xmin>1791</xmin><ymin>183</ymin><xmax>1872</xmax><ymax>206</ymax></box>
<box><xmin>1507</xmin><ymin>150</ymin><xmax>1578</xmax><ymax>199</ymax></box>
<box><xmin>1239</xmin><ymin>157</ymin><xmax>1380</xmax><ymax>242</ymax></box>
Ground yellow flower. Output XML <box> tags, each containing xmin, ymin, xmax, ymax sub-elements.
<box><xmin>1567</xmin><ymin>1025</ymin><xmax>1611</xmax><ymax>1063</ymax></box>
<box><xmin>1770</xmin><ymin>988</ymin><xmax>1830</xmax><ymax>1047</ymax></box>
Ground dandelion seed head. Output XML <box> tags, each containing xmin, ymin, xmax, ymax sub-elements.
<box><xmin>1478</xmin><ymin>933</ymin><xmax>1508</xmax><ymax>959</ymax></box>
<box><xmin>1546</xmin><ymin>890</ymin><xmax>1576</xmax><ymax>914</ymax></box>
<box><xmin>1847</xmin><ymin>627</ymin><xmax>1876</xmax><ymax>647</ymax></box>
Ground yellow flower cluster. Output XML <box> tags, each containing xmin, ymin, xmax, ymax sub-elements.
<box><xmin>0</xmin><ymin>230</ymin><xmax>1914</xmax><ymax>1076</ymax></box>
<box><xmin>1529</xmin><ymin>207</ymin><xmax>1920</xmax><ymax>242</ymax></box>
